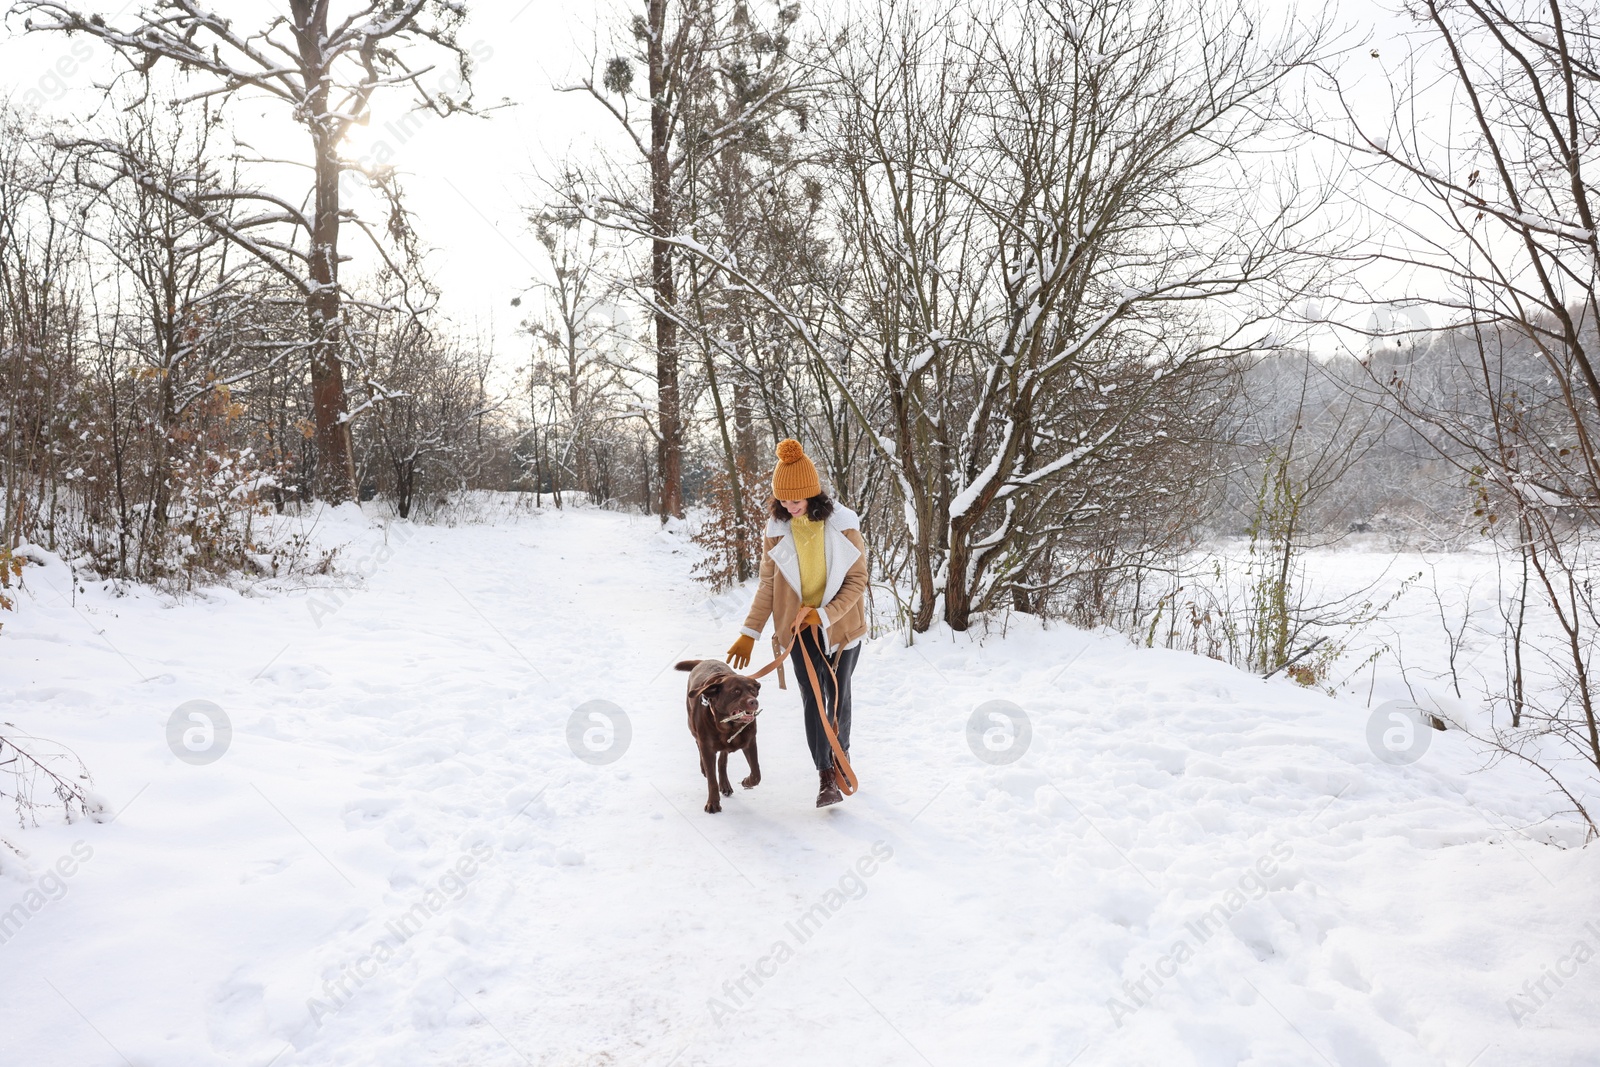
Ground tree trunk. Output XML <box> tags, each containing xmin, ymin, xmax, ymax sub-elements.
<box><xmin>649</xmin><ymin>0</ymin><xmax>683</xmax><ymax>521</ymax></box>
<box><xmin>395</xmin><ymin>460</ymin><xmax>413</xmax><ymax>518</ymax></box>
<box><xmin>734</xmin><ymin>380</ymin><xmax>758</xmax><ymax>476</ymax></box>
<box><xmin>298</xmin><ymin>2</ymin><xmax>357</xmax><ymax>503</ymax></box>
<box><xmin>703</xmin><ymin>344</ymin><xmax>752</xmax><ymax>581</ymax></box>
<box><xmin>945</xmin><ymin>536</ymin><xmax>972</xmax><ymax>631</ymax></box>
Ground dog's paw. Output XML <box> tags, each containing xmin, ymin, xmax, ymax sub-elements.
<box><xmin>741</xmin><ymin>775</ymin><xmax>760</xmax><ymax>789</ymax></box>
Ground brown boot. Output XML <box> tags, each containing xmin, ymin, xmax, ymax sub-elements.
<box><xmin>816</xmin><ymin>767</ymin><xmax>843</xmax><ymax>808</ymax></box>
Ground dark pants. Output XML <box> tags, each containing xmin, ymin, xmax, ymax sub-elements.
<box><xmin>789</xmin><ymin>627</ymin><xmax>860</xmax><ymax>771</ymax></box>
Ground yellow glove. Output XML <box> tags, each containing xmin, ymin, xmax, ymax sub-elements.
<box><xmin>727</xmin><ymin>634</ymin><xmax>755</xmax><ymax>669</ymax></box>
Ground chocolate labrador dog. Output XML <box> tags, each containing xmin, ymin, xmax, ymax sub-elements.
<box><xmin>674</xmin><ymin>659</ymin><xmax>761</xmax><ymax>813</ymax></box>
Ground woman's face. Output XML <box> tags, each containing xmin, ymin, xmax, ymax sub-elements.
<box><xmin>779</xmin><ymin>498</ymin><xmax>808</xmax><ymax>517</ymax></box>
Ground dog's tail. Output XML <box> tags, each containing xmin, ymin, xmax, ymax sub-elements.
<box><xmin>674</xmin><ymin>659</ymin><xmax>704</xmax><ymax>672</ymax></box>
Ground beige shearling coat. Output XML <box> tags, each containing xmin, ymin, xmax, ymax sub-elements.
<box><xmin>740</xmin><ymin>504</ymin><xmax>869</xmax><ymax>655</ymax></box>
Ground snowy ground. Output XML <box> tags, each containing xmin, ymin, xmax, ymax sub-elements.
<box><xmin>1</xmin><ymin>503</ymin><xmax>1596</xmax><ymax>1066</ymax></box>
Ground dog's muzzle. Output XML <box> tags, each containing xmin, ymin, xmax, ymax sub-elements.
<box><xmin>704</xmin><ymin>694</ymin><xmax>760</xmax><ymax>731</ymax></box>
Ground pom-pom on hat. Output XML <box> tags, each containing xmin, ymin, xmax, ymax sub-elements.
<box><xmin>771</xmin><ymin>438</ymin><xmax>821</xmax><ymax>500</ymax></box>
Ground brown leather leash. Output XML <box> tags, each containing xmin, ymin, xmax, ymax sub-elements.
<box><xmin>747</xmin><ymin>606</ymin><xmax>858</xmax><ymax>796</ymax></box>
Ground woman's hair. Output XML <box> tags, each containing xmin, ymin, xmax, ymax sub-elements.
<box><xmin>771</xmin><ymin>491</ymin><xmax>835</xmax><ymax>524</ymax></box>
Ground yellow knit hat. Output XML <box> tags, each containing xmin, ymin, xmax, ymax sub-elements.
<box><xmin>771</xmin><ymin>438</ymin><xmax>821</xmax><ymax>500</ymax></box>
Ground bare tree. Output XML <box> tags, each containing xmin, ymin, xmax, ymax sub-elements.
<box><xmin>641</xmin><ymin>0</ymin><xmax>1332</xmax><ymax>631</ymax></box>
<box><xmin>66</xmin><ymin>94</ymin><xmax>275</xmax><ymax>578</ymax></box>
<box><xmin>0</xmin><ymin>103</ymin><xmax>87</xmax><ymax>561</ymax></box>
<box><xmin>563</xmin><ymin>0</ymin><xmax>817</xmax><ymax>521</ymax></box>
<box><xmin>1319</xmin><ymin>0</ymin><xmax>1600</xmax><ymax>831</ymax></box>
<box><xmin>352</xmin><ymin>307</ymin><xmax>498</xmax><ymax>519</ymax></box>
<box><xmin>517</xmin><ymin>215</ymin><xmax>629</xmax><ymax>505</ymax></box>
<box><xmin>12</xmin><ymin>0</ymin><xmax>483</xmax><ymax>501</ymax></box>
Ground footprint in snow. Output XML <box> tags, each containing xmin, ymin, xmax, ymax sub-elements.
<box><xmin>259</xmin><ymin>663</ymin><xmax>334</xmax><ymax>692</ymax></box>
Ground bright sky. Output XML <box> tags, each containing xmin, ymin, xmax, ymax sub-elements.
<box><xmin>0</xmin><ymin>0</ymin><xmax>1447</xmax><ymax>367</ymax></box>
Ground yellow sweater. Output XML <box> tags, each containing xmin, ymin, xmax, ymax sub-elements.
<box><xmin>790</xmin><ymin>515</ymin><xmax>827</xmax><ymax>607</ymax></box>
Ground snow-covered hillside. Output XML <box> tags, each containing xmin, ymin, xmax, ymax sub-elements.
<box><xmin>0</xmin><ymin>505</ymin><xmax>1594</xmax><ymax>1066</ymax></box>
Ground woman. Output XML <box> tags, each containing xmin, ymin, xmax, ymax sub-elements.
<box><xmin>726</xmin><ymin>439</ymin><xmax>869</xmax><ymax>808</ymax></box>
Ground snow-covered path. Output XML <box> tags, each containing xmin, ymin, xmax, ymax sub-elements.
<box><xmin>1</xmin><ymin>505</ymin><xmax>1595</xmax><ymax>1066</ymax></box>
